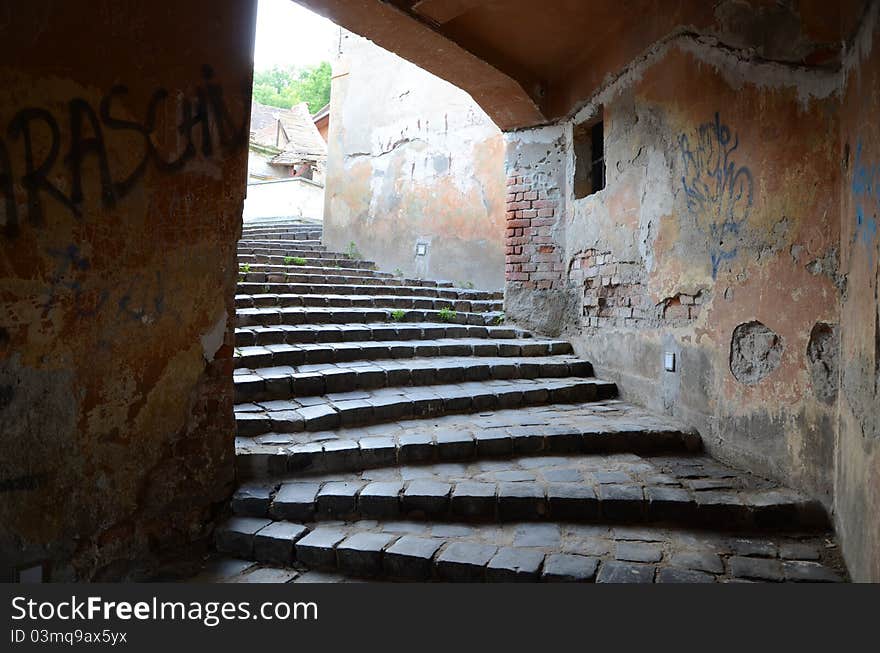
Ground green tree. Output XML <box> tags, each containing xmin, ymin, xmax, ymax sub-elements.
<box><xmin>252</xmin><ymin>62</ymin><xmax>331</xmax><ymax>113</ymax></box>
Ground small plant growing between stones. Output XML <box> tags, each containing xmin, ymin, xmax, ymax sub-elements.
<box><xmin>394</xmin><ymin>268</ymin><xmax>404</xmax><ymax>278</ymax></box>
<box><xmin>458</xmin><ymin>280</ymin><xmax>475</xmax><ymax>289</ymax></box>
<box><xmin>438</xmin><ymin>306</ymin><xmax>456</xmax><ymax>322</ymax></box>
<box><xmin>239</xmin><ymin>263</ymin><xmax>250</xmax><ymax>274</ymax></box>
<box><xmin>494</xmin><ymin>312</ymin><xmax>506</xmax><ymax>325</ymax></box>
<box><xmin>346</xmin><ymin>241</ymin><xmax>362</xmax><ymax>260</ymax></box>
<box><xmin>390</xmin><ymin>309</ymin><xmax>406</xmax><ymax>322</ymax></box>
<box><xmin>283</xmin><ymin>256</ymin><xmax>294</xmax><ymax>265</ymax></box>
<box><xmin>290</xmin><ymin>256</ymin><xmax>307</xmax><ymax>266</ymax></box>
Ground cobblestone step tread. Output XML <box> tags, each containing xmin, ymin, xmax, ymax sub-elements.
<box><xmin>227</xmin><ymin>452</ymin><xmax>828</xmax><ymax>532</ymax></box>
<box><xmin>211</xmin><ymin>518</ymin><xmax>844</xmax><ymax>583</ymax></box>
<box><xmin>233</xmin><ymin>355</ymin><xmax>594</xmax><ymax>401</ymax></box>
<box><xmin>233</xmin><ymin>338</ymin><xmax>571</xmax><ymax>368</ymax></box>
<box><xmin>235</xmin><ymin>323</ymin><xmax>524</xmax><ymax>347</ymax></box>
<box><xmin>234</xmin><ymin>401</ymin><xmax>702</xmax><ymax>477</ymax></box>
<box><xmin>234</xmin><ymin>376</ymin><xmax>616</xmax><ymax>433</ymax></box>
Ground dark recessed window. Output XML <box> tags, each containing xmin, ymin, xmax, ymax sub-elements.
<box><xmin>574</xmin><ymin>114</ymin><xmax>606</xmax><ymax>199</ymax></box>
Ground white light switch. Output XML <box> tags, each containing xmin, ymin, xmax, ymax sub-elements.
<box><xmin>664</xmin><ymin>352</ymin><xmax>676</xmax><ymax>372</ymax></box>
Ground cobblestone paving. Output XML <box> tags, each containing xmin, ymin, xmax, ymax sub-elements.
<box><xmin>196</xmin><ymin>220</ymin><xmax>848</xmax><ymax>583</ymax></box>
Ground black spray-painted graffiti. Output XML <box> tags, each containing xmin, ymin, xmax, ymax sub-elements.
<box><xmin>0</xmin><ymin>65</ymin><xmax>248</xmax><ymax>239</ymax></box>
<box><xmin>679</xmin><ymin>112</ymin><xmax>754</xmax><ymax>278</ymax></box>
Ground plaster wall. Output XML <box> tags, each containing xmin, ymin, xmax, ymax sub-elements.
<box><xmin>837</xmin><ymin>1</ymin><xmax>880</xmax><ymax>582</ymax></box>
<box><xmin>244</xmin><ymin>178</ymin><xmax>325</xmax><ymax>222</ymax></box>
<box><xmin>324</xmin><ymin>31</ymin><xmax>506</xmax><ymax>289</ymax></box>
<box><xmin>506</xmin><ymin>38</ymin><xmax>843</xmax><ymax>544</ymax></box>
<box><xmin>0</xmin><ymin>0</ymin><xmax>256</xmax><ymax>580</ymax></box>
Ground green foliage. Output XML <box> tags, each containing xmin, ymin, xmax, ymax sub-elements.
<box><xmin>438</xmin><ymin>307</ymin><xmax>456</xmax><ymax>322</ymax></box>
<box><xmin>290</xmin><ymin>256</ymin><xmax>307</xmax><ymax>266</ymax></box>
<box><xmin>493</xmin><ymin>312</ymin><xmax>506</xmax><ymax>326</ymax></box>
<box><xmin>239</xmin><ymin>263</ymin><xmax>251</xmax><ymax>274</ymax></box>
<box><xmin>252</xmin><ymin>62</ymin><xmax>332</xmax><ymax>113</ymax></box>
<box><xmin>346</xmin><ymin>241</ymin><xmax>362</xmax><ymax>260</ymax></box>
<box><xmin>393</xmin><ymin>268</ymin><xmax>404</xmax><ymax>278</ymax></box>
<box><xmin>458</xmin><ymin>280</ymin><xmax>475</xmax><ymax>289</ymax></box>
<box><xmin>390</xmin><ymin>309</ymin><xmax>406</xmax><ymax>322</ymax></box>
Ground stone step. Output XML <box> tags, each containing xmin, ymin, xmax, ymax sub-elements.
<box><xmin>234</xmin><ymin>356</ymin><xmax>596</xmax><ymax>403</ymax></box>
<box><xmin>236</xmin><ymin>275</ymin><xmax>480</xmax><ymax>293</ymax></box>
<box><xmin>240</xmin><ymin>259</ymin><xmax>377</xmax><ymax>272</ymax></box>
<box><xmin>238</xmin><ymin>240</ymin><xmax>325</xmax><ymax>250</ymax></box>
<box><xmin>236</xmin><ymin>401</ymin><xmax>701</xmax><ymax>477</ymax></box>
<box><xmin>234</xmin><ymin>323</ymin><xmax>525</xmax><ymax>348</ymax></box>
<box><xmin>239</xmin><ymin>268</ymin><xmax>386</xmax><ymax>284</ymax></box>
<box><xmin>240</xmin><ymin>232</ymin><xmax>323</xmax><ymax>241</ymax></box>
<box><xmin>234</xmin><ymin>377</ymin><xmax>617</xmax><ymax>436</ymax></box>
<box><xmin>213</xmin><ymin>518</ymin><xmax>843</xmax><ymax>582</ymax></box>
<box><xmin>238</xmin><ymin>250</ymin><xmax>340</xmax><ymax>261</ymax></box>
<box><xmin>235</xmin><ymin>306</ymin><xmax>500</xmax><ymax>328</ymax></box>
<box><xmin>236</xmin><ymin>242</ymin><xmax>326</xmax><ymax>258</ymax></box>
<box><xmin>234</xmin><ymin>292</ymin><xmax>503</xmax><ymax>314</ymax></box>
<box><xmin>234</xmin><ymin>338</ymin><xmax>572</xmax><ymax>369</ymax></box>
<box><xmin>225</xmin><ymin>452</ymin><xmax>828</xmax><ymax>533</ymax></box>
<box><xmin>236</xmin><ymin>282</ymin><xmax>502</xmax><ymax>301</ymax></box>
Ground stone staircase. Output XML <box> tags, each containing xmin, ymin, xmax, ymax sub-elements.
<box><xmin>206</xmin><ymin>219</ymin><xmax>847</xmax><ymax>583</ymax></box>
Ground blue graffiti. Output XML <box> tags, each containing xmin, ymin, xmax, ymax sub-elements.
<box><xmin>852</xmin><ymin>140</ymin><xmax>879</xmax><ymax>254</ymax></box>
<box><xmin>679</xmin><ymin>112</ymin><xmax>754</xmax><ymax>278</ymax></box>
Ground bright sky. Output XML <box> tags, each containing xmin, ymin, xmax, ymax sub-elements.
<box><xmin>253</xmin><ymin>0</ymin><xmax>339</xmax><ymax>71</ymax></box>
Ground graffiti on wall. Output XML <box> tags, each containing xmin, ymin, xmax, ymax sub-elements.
<box><xmin>679</xmin><ymin>112</ymin><xmax>754</xmax><ymax>279</ymax></box>
<box><xmin>852</xmin><ymin>140</ymin><xmax>879</xmax><ymax>256</ymax></box>
<box><xmin>0</xmin><ymin>65</ymin><xmax>248</xmax><ymax>239</ymax></box>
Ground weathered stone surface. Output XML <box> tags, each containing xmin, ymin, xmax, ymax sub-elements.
<box><xmin>295</xmin><ymin>529</ymin><xmax>348</xmax><ymax>569</ymax></box>
<box><xmin>336</xmin><ymin>532</ymin><xmax>398</xmax><ymax>577</ymax></box>
<box><xmin>486</xmin><ymin>548</ymin><xmax>545</xmax><ymax>582</ymax></box>
<box><xmin>541</xmin><ymin>554</ymin><xmax>599</xmax><ymax>582</ymax></box>
<box><xmin>384</xmin><ymin>536</ymin><xmax>445</xmax><ymax>579</ymax></box>
<box><xmin>253</xmin><ymin>522</ymin><xmax>309</xmax><ymax>564</ymax></box>
<box><xmin>216</xmin><ymin>518</ymin><xmax>272</xmax><ymax>558</ymax></box>
<box><xmin>596</xmin><ymin>561</ymin><xmax>655</xmax><ymax>583</ymax></box>
<box><xmin>729</xmin><ymin>321</ymin><xmax>784</xmax><ymax>385</ymax></box>
<box><xmin>436</xmin><ymin>542</ymin><xmax>498</xmax><ymax>581</ymax></box>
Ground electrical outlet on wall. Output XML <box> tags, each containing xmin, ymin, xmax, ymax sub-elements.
<box><xmin>664</xmin><ymin>351</ymin><xmax>676</xmax><ymax>372</ymax></box>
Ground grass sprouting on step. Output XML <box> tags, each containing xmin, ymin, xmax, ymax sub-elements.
<box><xmin>286</xmin><ymin>256</ymin><xmax>307</xmax><ymax>266</ymax></box>
<box><xmin>438</xmin><ymin>307</ymin><xmax>456</xmax><ymax>322</ymax></box>
<box><xmin>493</xmin><ymin>312</ymin><xmax>506</xmax><ymax>326</ymax></box>
<box><xmin>239</xmin><ymin>263</ymin><xmax>250</xmax><ymax>274</ymax></box>
<box><xmin>347</xmin><ymin>241</ymin><xmax>362</xmax><ymax>260</ymax></box>
<box><xmin>390</xmin><ymin>309</ymin><xmax>406</xmax><ymax>322</ymax></box>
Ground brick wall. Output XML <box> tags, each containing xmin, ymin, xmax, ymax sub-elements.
<box><xmin>569</xmin><ymin>249</ymin><xmax>703</xmax><ymax>328</ymax></box>
<box><xmin>505</xmin><ymin>169</ymin><xmax>565</xmax><ymax>290</ymax></box>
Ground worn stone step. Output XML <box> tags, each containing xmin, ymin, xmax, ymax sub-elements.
<box><xmin>234</xmin><ymin>292</ymin><xmax>503</xmax><ymax>313</ymax></box>
<box><xmin>213</xmin><ymin>517</ymin><xmax>843</xmax><ymax>583</ymax></box>
<box><xmin>236</xmin><ymin>282</ymin><xmax>502</xmax><ymax>301</ymax></box>
<box><xmin>234</xmin><ymin>338</ymin><xmax>572</xmax><ymax>369</ymax></box>
<box><xmin>234</xmin><ymin>323</ymin><xmax>525</xmax><ymax>347</ymax></box>
<box><xmin>240</xmin><ymin>268</ymin><xmax>389</xmax><ymax>284</ymax></box>
<box><xmin>232</xmin><ymin>450</ymin><xmax>829</xmax><ymax>532</ymax></box>
<box><xmin>235</xmin><ymin>306</ymin><xmax>500</xmax><ymax>328</ymax></box>
<box><xmin>234</xmin><ymin>355</ymin><xmax>595</xmax><ymax>403</ymax></box>
<box><xmin>236</xmin><ymin>402</ymin><xmax>701</xmax><ymax>477</ymax></box>
<box><xmin>240</xmin><ymin>259</ymin><xmax>377</xmax><ymax>273</ymax></box>
<box><xmin>238</xmin><ymin>239</ymin><xmax>325</xmax><ymax>250</ymax></box>
<box><xmin>238</xmin><ymin>251</ymin><xmax>341</xmax><ymax>263</ymax></box>
<box><xmin>240</xmin><ymin>232</ymin><xmax>323</xmax><ymax>242</ymax></box>
<box><xmin>229</xmin><ymin>452</ymin><xmax>830</xmax><ymax>533</ymax></box>
<box><xmin>234</xmin><ymin>377</ymin><xmax>617</xmax><ymax>436</ymax></box>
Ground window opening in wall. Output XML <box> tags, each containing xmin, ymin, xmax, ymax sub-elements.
<box><xmin>573</xmin><ymin>113</ymin><xmax>606</xmax><ymax>199</ymax></box>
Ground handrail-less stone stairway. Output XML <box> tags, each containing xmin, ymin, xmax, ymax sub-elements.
<box><xmin>204</xmin><ymin>219</ymin><xmax>847</xmax><ymax>583</ymax></box>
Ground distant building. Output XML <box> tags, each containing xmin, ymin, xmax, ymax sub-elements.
<box><xmin>245</xmin><ymin>101</ymin><xmax>327</xmax><ymax>221</ymax></box>
<box><xmin>247</xmin><ymin>101</ymin><xmax>327</xmax><ymax>184</ymax></box>
<box><xmin>312</xmin><ymin>102</ymin><xmax>330</xmax><ymax>142</ymax></box>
